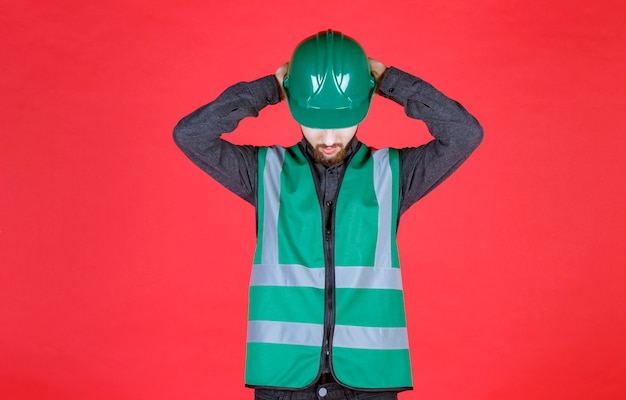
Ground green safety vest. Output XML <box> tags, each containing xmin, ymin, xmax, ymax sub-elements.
<box><xmin>245</xmin><ymin>144</ymin><xmax>412</xmax><ymax>390</ymax></box>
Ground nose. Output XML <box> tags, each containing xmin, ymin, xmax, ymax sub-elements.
<box><xmin>320</xmin><ymin>130</ymin><xmax>337</xmax><ymax>146</ymax></box>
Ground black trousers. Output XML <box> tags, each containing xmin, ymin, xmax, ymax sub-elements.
<box><xmin>254</xmin><ymin>375</ymin><xmax>399</xmax><ymax>400</ymax></box>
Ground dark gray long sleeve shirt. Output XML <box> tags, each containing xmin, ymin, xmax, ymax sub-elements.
<box><xmin>173</xmin><ymin>67</ymin><xmax>483</xmax><ymax>216</ymax></box>
<box><xmin>173</xmin><ymin>66</ymin><xmax>483</xmax><ymax>388</ymax></box>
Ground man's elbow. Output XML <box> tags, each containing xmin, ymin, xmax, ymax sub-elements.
<box><xmin>466</xmin><ymin>119</ymin><xmax>484</xmax><ymax>150</ymax></box>
<box><xmin>172</xmin><ymin>119</ymin><xmax>189</xmax><ymax>150</ymax></box>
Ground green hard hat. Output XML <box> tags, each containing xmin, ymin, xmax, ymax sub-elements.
<box><xmin>283</xmin><ymin>30</ymin><xmax>376</xmax><ymax>129</ymax></box>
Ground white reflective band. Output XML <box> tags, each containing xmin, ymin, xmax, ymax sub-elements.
<box><xmin>334</xmin><ymin>266</ymin><xmax>402</xmax><ymax>289</ymax></box>
<box><xmin>372</xmin><ymin>149</ymin><xmax>393</xmax><ymax>269</ymax></box>
<box><xmin>247</xmin><ymin>321</ymin><xmax>408</xmax><ymax>350</ymax></box>
<box><xmin>261</xmin><ymin>146</ymin><xmax>285</xmax><ymax>265</ymax></box>
<box><xmin>250</xmin><ymin>264</ymin><xmax>403</xmax><ymax>290</ymax></box>
<box><xmin>247</xmin><ymin>320</ymin><xmax>323</xmax><ymax>346</ymax></box>
<box><xmin>333</xmin><ymin>325</ymin><xmax>409</xmax><ymax>350</ymax></box>
<box><xmin>251</xmin><ymin>264</ymin><xmax>325</xmax><ymax>289</ymax></box>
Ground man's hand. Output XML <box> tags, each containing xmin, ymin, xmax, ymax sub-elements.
<box><xmin>275</xmin><ymin>62</ymin><xmax>289</xmax><ymax>101</ymax></box>
<box><xmin>368</xmin><ymin>58</ymin><xmax>387</xmax><ymax>93</ymax></box>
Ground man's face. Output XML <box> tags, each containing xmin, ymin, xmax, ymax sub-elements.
<box><xmin>301</xmin><ymin>125</ymin><xmax>358</xmax><ymax>165</ymax></box>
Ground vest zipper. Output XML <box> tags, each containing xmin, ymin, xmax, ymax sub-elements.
<box><xmin>323</xmin><ymin>223</ymin><xmax>335</xmax><ymax>375</ymax></box>
<box><xmin>320</xmin><ymin>162</ymin><xmax>351</xmax><ymax>380</ymax></box>
<box><xmin>302</xmin><ymin>140</ymin><xmax>359</xmax><ymax>382</ymax></box>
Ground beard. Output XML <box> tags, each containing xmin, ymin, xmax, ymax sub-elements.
<box><xmin>313</xmin><ymin>144</ymin><xmax>348</xmax><ymax>166</ymax></box>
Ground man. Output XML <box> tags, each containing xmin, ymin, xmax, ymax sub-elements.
<box><xmin>173</xmin><ymin>30</ymin><xmax>483</xmax><ymax>400</ymax></box>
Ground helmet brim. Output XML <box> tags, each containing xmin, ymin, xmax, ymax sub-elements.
<box><xmin>287</xmin><ymin>101</ymin><xmax>372</xmax><ymax>129</ymax></box>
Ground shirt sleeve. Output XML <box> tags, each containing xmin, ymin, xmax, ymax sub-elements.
<box><xmin>172</xmin><ymin>75</ymin><xmax>282</xmax><ymax>206</ymax></box>
<box><xmin>378</xmin><ymin>67</ymin><xmax>484</xmax><ymax>215</ymax></box>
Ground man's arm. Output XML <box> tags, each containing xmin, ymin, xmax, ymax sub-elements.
<box><xmin>377</xmin><ymin>66</ymin><xmax>484</xmax><ymax>214</ymax></box>
<box><xmin>172</xmin><ymin>75</ymin><xmax>282</xmax><ymax>205</ymax></box>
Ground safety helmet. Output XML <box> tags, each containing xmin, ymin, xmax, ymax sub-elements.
<box><xmin>282</xmin><ymin>30</ymin><xmax>376</xmax><ymax>129</ymax></box>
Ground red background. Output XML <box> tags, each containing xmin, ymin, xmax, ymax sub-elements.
<box><xmin>1</xmin><ymin>1</ymin><xmax>625</xmax><ymax>399</ymax></box>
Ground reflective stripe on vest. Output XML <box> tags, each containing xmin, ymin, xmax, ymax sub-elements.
<box><xmin>245</xmin><ymin>144</ymin><xmax>412</xmax><ymax>390</ymax></box>
<box><xmin>248</xmin><ymin>320</ymin><xmax>408</xmax><ymax>349</ymax></box>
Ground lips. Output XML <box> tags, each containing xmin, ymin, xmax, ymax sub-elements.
<box><xmin>317</xmin><ymin>144</ymin><xmax>341</xmax><ymax>155</ymax></box>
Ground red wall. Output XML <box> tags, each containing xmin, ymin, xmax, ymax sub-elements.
<box><xmin>1</xmin><ymin>1</ymin><xmax>625</xmax><ymax>399</ymax></box>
